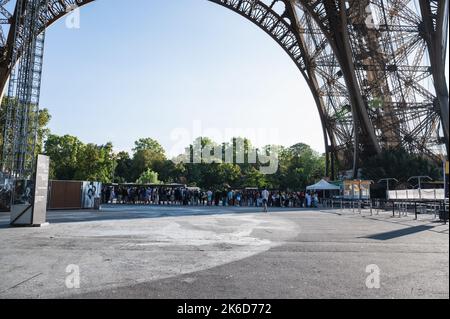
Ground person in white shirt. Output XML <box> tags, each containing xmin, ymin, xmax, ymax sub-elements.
<box><xmin>261</xmin><ymin>188</ymin><xmax>270</xmax><ymax>213</ymax></box>
<box><xmin>306</xmin><ymin>192</ymin><xmax>312</xmax><ymax>208</ymax></box>
<box><xmin>313</xmin><ymin>193</ymin><xmax>319</xmax><ymax>208</ymax></box>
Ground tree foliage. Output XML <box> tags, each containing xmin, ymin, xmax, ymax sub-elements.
<box><xmin>136</xmin><ymin>169</ymin><xmax>160</xmax><ymax>185</ymax></box>
<box><xmin>0</xmin><ymin>98</ymin><xmax>51</xmax><ymax>156</ymax></box>
<box><xmin>361</xmin><ymin>148</ymin><xmax>442</xmax><ymax>182</ymax></box>
<box><xmin>1</xmin><ymin>106</ymin><xmax>331</xmax><ymax>189</ymax></box>
<box><xmin>131</xmin><ymin>138</ymin><xmax>166</xmax><ymax>182</ymax></box>
<box><xmin>74</xmin><ymin>142</ymin><xmax>116</xmax><ymax>183</ymax></box>
<box><xmin>264</xmin><ymin>143</ymin><xmax>325</xmax><ymax>190</ymax></box>
<box><xmin>44</xmin><ymin>134</ymin><xmax>84</xmax><ymax>180</ymax></box>
<box><xmin>114</xmin><ymin>151</ymin><xmax>133</xmax><ymax>183</ymax></box>
<box><xmin>43</xmin><ymin>133</ymin><xmax>328</xmax><ymax>189</ymax></box>
<box><xmin>44</xmin><ymin>134</ymin><xmax>116</xmax><ymax>183</ymax></box>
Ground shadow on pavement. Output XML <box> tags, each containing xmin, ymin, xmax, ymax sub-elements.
<box><xmin>0</xmin><ymin>206</ymin><xmax>307</xmax><ymax>228</ymax></box>
<box><xmin>362</xmin><ymin>225</ymin><xmax>435</xmax><ymax>240</ymax></box>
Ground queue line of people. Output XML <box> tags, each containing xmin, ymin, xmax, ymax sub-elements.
<box><xmin>101</xmin><ymin>185</ymin><xmax>321</xmax><ymax>208</ymax></box>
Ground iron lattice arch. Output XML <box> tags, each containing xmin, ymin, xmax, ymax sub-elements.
<box><xmin>0</xmin><ymin>0</ymin><xmax>448</xmax><ymax>178</ymax></box>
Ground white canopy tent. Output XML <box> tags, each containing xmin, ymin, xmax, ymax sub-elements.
<box><xmin>306</xmin><ymin>179</ymin><xmax>340</xmax><ymax>191</ymax></box>
<box><xmin>306</xmin><ymin>179</ymin><xmax>341</xmax><ymax>205</ymax></box>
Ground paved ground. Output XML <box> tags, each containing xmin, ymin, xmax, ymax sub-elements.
<box><xmin>0</xmin><ymin>205</ymin><xmax>448</xmax><ymax>299</ymax></box>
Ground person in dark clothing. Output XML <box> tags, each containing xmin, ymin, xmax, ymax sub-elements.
<box><xmin>105</xmin><ymin>187</ymin><xmax>111</xmax><ymax>204</ymax></box>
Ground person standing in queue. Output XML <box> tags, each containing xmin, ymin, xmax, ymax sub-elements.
<box><xmin>262</xmin><ymin>187</ymin><xmax>270</xmax><ymax>213</ymax></box>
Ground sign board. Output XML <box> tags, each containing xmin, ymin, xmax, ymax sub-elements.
<box><xmin>343</xmin><ymin>181</ymin><xmax>354</xmax><ymax>199</ymax></box>
<box><xmin>32</xmin><ymin>155</ymin><xmax>50</xmax><ymax>225</ymax></box>
<box><xmin>82</xmin><ymin>181</ymin><xmax>101</xmax><ymax>209</ymax></box>
<box><xmin>360</xmin><ymin>181</ymin><xmax>371</xmax><ymax>199</ymax></box>
<box><xmin>343</xmin><ymin>180</ymin><xmax>372</xmax><ymax>200</ymax></box>
<box><xmin>10</xmin><ymin>155</ymin><xmax>50</xmax><ymax>226</ymax></box>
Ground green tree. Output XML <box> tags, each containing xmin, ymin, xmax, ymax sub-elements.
<box><xmin>286</xmin><ymin>143</ymin><xmax>325</xmax><ymax>188</ymax></box>
<box><xmin>152</xmin><ymin>159</ymin><xmax>184</xmax><ymax>184</ymax></box>
<box><xmin>264</xmin><ymin>143</ymin><xmax>325</xmax><ymax>190</ymax></box>
<box><xmin>361</xmin><ymin>148</ymin><xmax>441</xmax><ymax>183</ymax></box>
<box><xmin>74</xmin><ymin>142</ymin><xmax>116</xmax><ymax>183</ymax></box>
<box><xmin>44</xmin><ymin>135</ymin><xmax>116</xmax><ymax>183</ymax></box>
<box><xmin>136</xmin><ymin>168</ymin><xmax>160</xmax><ymax>184</ymax></box>
<box><xmin>43</xmin><ymin>132</ymin><xmax>328</xmax><ymax>190</ymax></box>
<box><xmin>44</xmin><ymin>134</ymin><xmax>84</xmax><ymax>180</ymax></box>
<box><xmin>36</xmin><ymin>108</ymin><xmax>52</xmax><ymax>154</ymax></box>
<box><xmin>239</xmin><ymin>166</ymin><xmax>268</xmax><ymax>188</ymax></box>
<box><xmin>200</xmin><ymin>162</ymin><xmax>241</xmax><ymax>189</ymax></box>
<box><xmin>131</xmin><ymin>138</ymin><xmax>167</xmax><ymax>181</ymax></box>
<box><xmin>114</xmin><ymin>151</ymin><xmax>133</xmax><ymax>183</ymax></box>
<box><xmin>0</xmin><ymin>98</ymin><xmax>52</xmax><ymax>156</ymax></box>
<box><xmin>133</xmin><ymin>138</ymin><xmax>166</xmax><ymax>154</ymax></box>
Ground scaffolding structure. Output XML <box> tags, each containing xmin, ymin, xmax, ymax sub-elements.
<box><xmin>1</xmin><ymin>0</ymin><xmax>47</xmax><ymax>181</ymax></box>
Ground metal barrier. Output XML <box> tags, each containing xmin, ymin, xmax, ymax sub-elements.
<box><xmin>322</xmin><ymin>198</ymin><xmax>449</xmax><ymax>224</ymax></box>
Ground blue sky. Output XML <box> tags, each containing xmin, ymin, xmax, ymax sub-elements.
<box><xmin>39</xmin><ymin>0</ymin><xmax>323</xmax><ymax>157</ymax></box>
<box><xmin>39</xmin><ymin>0</ymin><xmax>449</xmax><ymax>157</ymax></box>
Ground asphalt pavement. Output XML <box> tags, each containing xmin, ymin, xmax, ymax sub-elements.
<box><xmin>0</xmin><ymin>205</ymin><xmax>448</xmax><ymax>299</ymax></box>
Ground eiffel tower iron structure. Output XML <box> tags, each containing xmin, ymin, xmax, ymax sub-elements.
<box><xmin>0</xmin><ymin>0</ymin><xmax>448</xmax><ymax>180</ymax></box>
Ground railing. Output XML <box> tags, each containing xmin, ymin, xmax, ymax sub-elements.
<box><xmin>321</xmin><ymin>198</ymin><xmax>449</xmax><ymax>224</ymax></box>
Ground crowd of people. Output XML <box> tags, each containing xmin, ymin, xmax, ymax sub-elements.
<box><xmin>101</xmin><ymin>185</ymin><xmax>322</xmax><ymax>209</ymax></box>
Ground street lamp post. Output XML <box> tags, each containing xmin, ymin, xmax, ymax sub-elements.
<box><xmin>408</xmin><ymin>176</ymin><xmax>432</xmax><ymax>190</ymax></box>
<box><xmin>378</xmin><ymin>178</ymin><xmax>399</xmax><ymax>193</ymax></box>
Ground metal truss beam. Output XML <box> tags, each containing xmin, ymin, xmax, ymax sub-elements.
<box><xmin>418</xmin><ymin>0</ymin><xmax>449</xmax><ymax>156</ymax></box>
<box><xmin>347</xmin><ymin>0</ymin><xmax>447</xmax><ymax>161</ymax></box>
<box><xmin>1</xmin><ymin>0</ymin><xmax>354</xmax><ymax>178</ymax></box>
<box><xmin>295</xmin><ymin>0</ymin><xmax>448</xmax><ymax>165</ymax></box>
<box><xmin>0</xmin><ymin>0</ymin><xmax>448</xmax><ymax>178</ymax></box>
